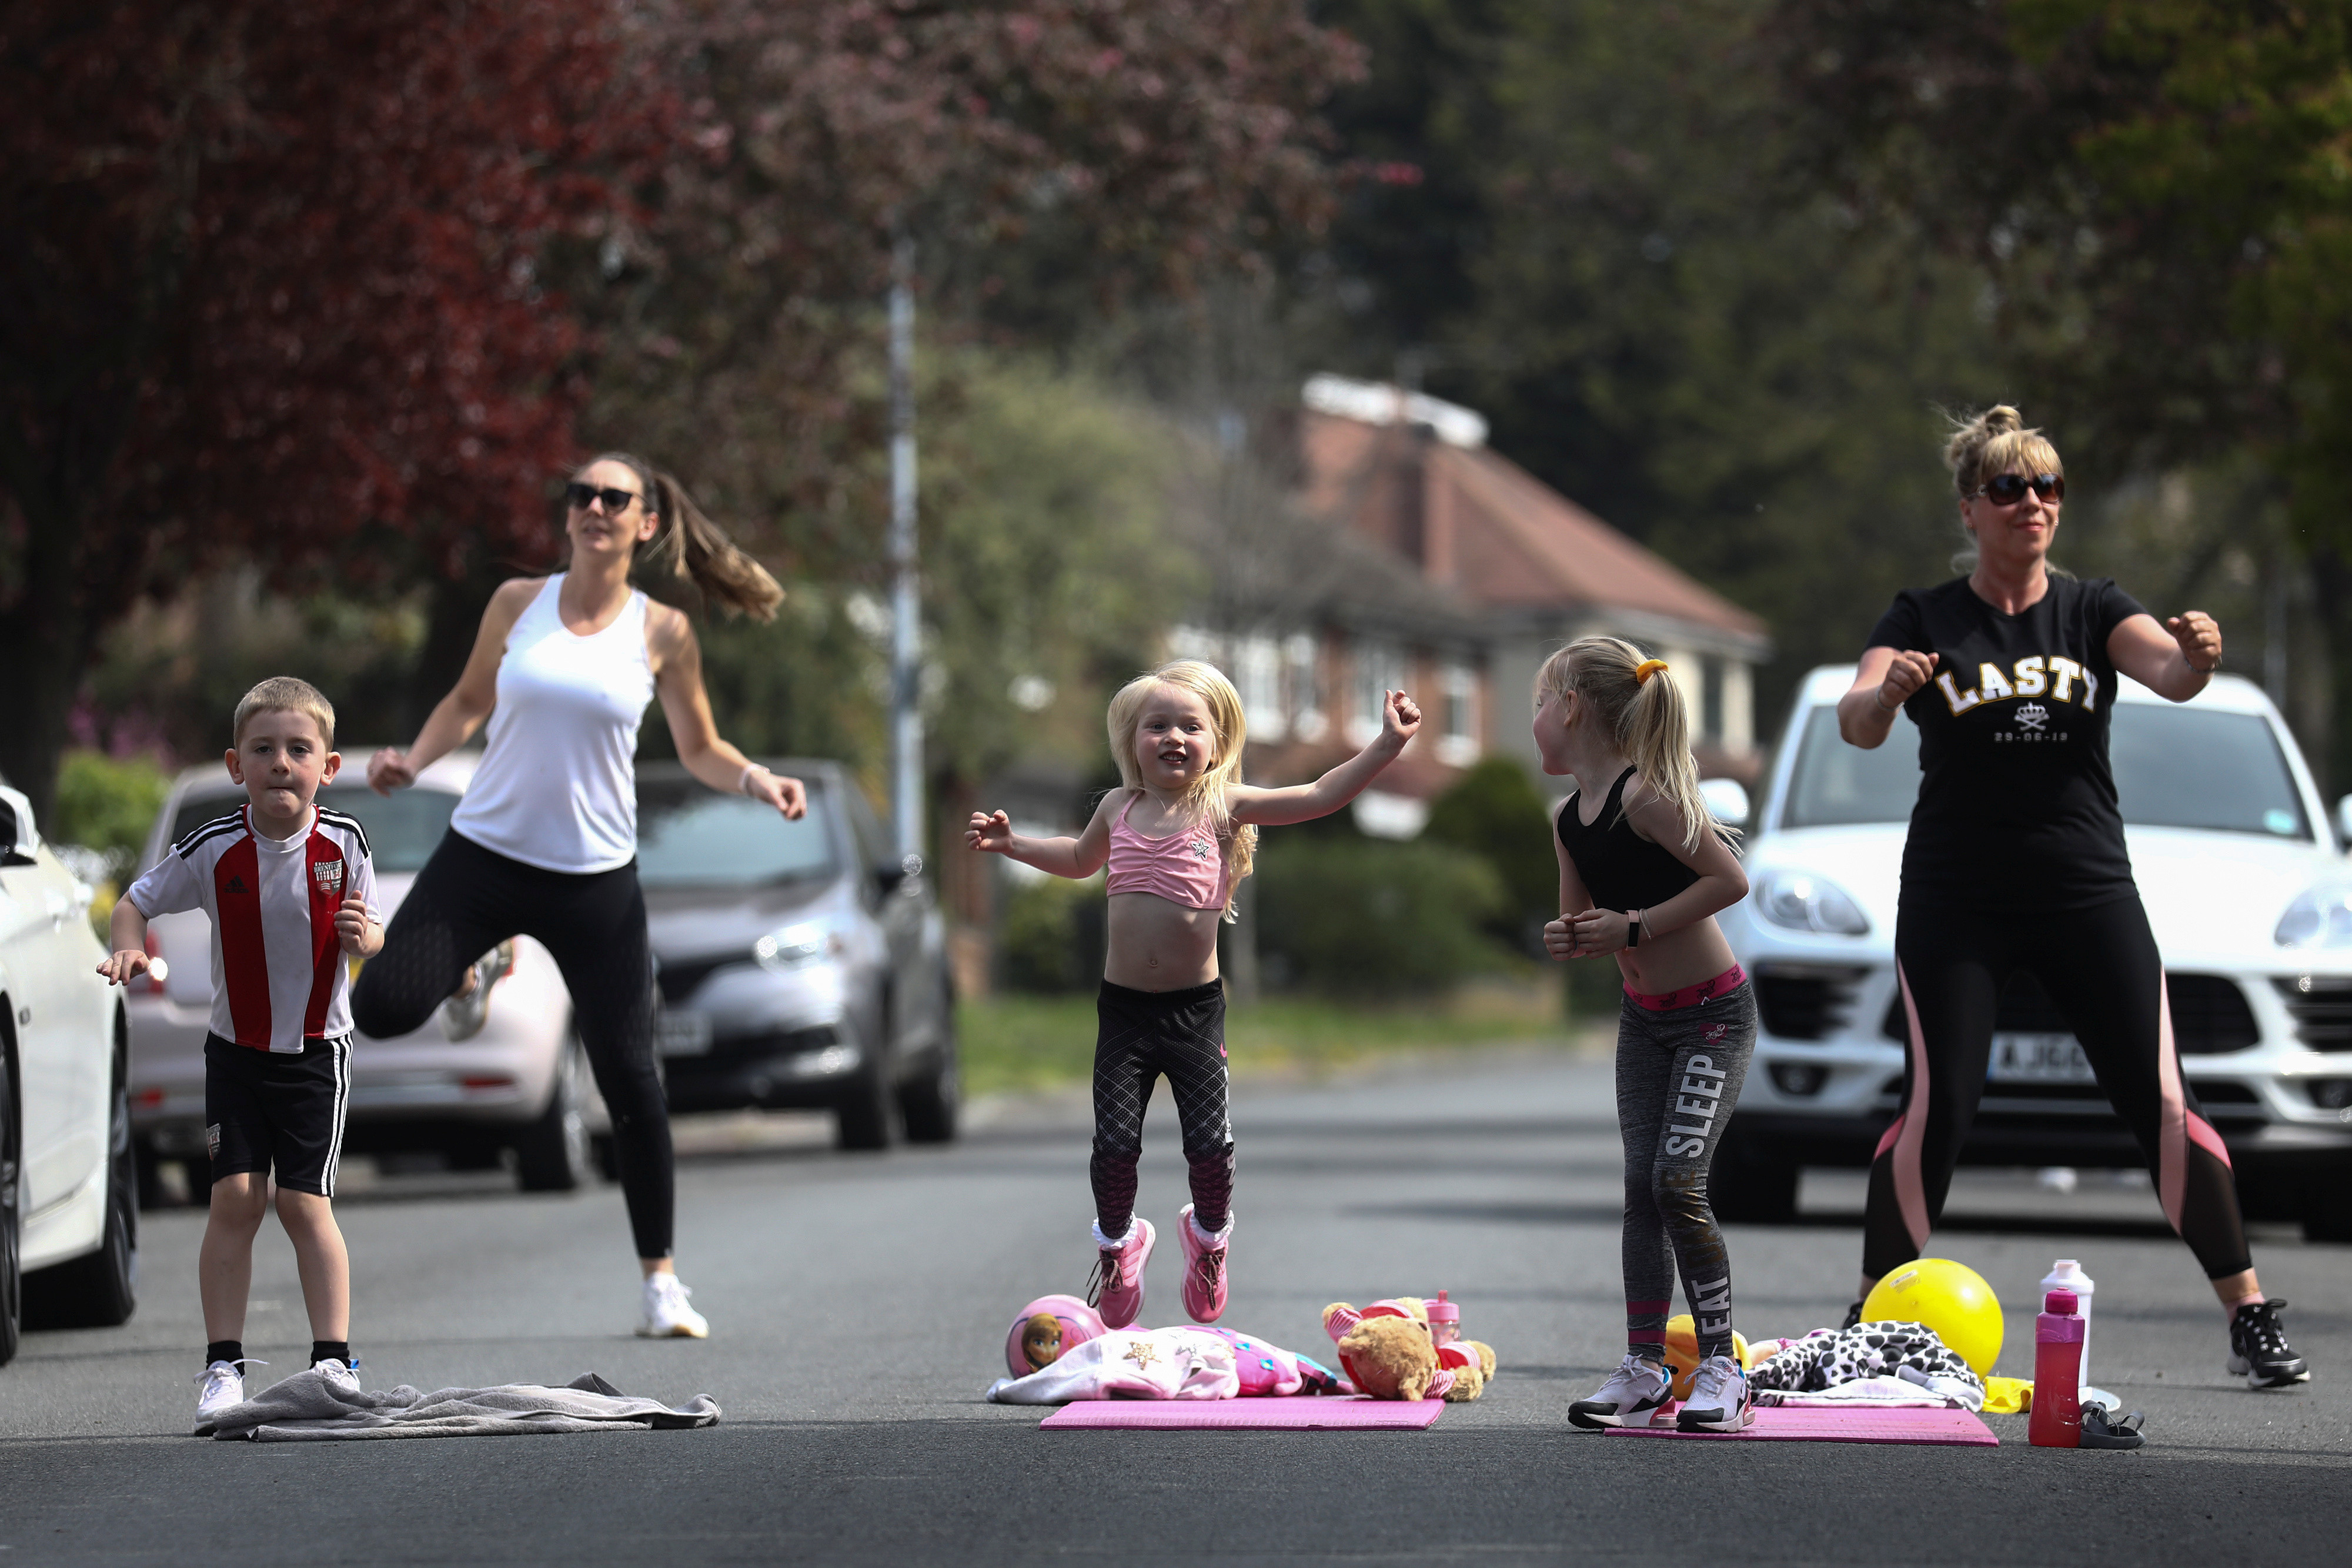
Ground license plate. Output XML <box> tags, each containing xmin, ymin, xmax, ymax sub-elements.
<box><xmin>656</xmin><ymin>1009</ymin><xmax>714</xmax><ymax>1057</ymax></box>
<box><xmin>1989</xmin><ymin>1032</ymin><xmax>2096</xmax><ymax>1084</ymax></box>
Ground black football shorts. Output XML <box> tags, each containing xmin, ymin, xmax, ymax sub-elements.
<box><xmin>204</xmin><ymin>1032</ymin><xmax>351</xmax><ymax>1197</ymax></box>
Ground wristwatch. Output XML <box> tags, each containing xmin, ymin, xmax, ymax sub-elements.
<box><xmin>1626</xmin><ymin>910</ymin><xmax>1641</xmax><ymax>949</ymax></box>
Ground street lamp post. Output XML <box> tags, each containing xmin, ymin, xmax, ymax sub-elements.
<box><xmin>888</xmin><ymin>230</ymin><xmax>923</xmax><ymax>866</ymax></box>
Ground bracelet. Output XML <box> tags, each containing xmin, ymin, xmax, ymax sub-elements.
<box><xmin>739</xmin><ymin>763</ymin><xmax>769</xmax><ymax>797</ymax></box>
<box><xmin>1875</xmin><ymin>690</ymin><xmax>1899</xmax><ymax>713</ymax></box>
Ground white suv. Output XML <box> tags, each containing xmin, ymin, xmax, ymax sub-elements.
<box><xmin>1719</xmin><ymin>667</ymin><xmax>2352</xmax><ymax>1241</ymax></box>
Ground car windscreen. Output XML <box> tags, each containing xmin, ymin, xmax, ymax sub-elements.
<box><xmin>1779</xmin><ymin>702</ymin><xmax>2310</xmax><ymax>838</ymax></box>
<box><xmin>635</xmin><ymin>777</ymin><xmax>836</xmax><ymax>888</ymax></box>
<box><xmin>165</xmin><ymin>784</ymin><xmax>457</xmax><ymax>872</ymax></box>
<box><xmin>1781</xmin><ymin>707</ymin><xmax>1923</xmax><ymax>827</ymax></box>
<box><xmin>2109</xmin><ymin>706</ymin><xmax>2309</xmax><ymax>838</ymax></box>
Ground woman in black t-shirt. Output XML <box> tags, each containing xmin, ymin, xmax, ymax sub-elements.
<box><xmin>1837</xmin><ymin>406</ymin><xmax>2306</xmax><ymax>1389</ymax></box>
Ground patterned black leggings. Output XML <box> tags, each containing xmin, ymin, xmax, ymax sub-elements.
<box><xmin>1090</xmin><ymin>979</ymin><xmax>1235</xmax><ymax>1238</ymax></box>
<box><xmin>1616</xmin><ymin>984</ymin><xmax>1756</xmax><ymax>1363</ymax></box>
<box><xmin>350</xmin><ymin>830</ymin><xmax>673</xmax><ymax>1259</ymax></box>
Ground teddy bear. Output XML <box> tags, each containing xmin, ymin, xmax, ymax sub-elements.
<box><xmin>1321</xmin><ymin>1297</ymin><xmax>1498</xmax><ymax>1402</ymax></box>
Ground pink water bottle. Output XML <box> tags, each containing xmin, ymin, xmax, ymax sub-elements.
<box><xmin>1427</xmin><ymin>1291</ymin><xmax>1461</xmax><ymax>1347</ymax></box>
<box><xmin>2029</xmin><ymin>1289</ymin><xmax>2084</xmax><ymax>1449</ymax></box>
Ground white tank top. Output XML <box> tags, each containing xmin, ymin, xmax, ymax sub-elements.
<box><xmin>450</xmin><ymin>574</ymin><xmax>654</xmax><ymax>873</ymax></box>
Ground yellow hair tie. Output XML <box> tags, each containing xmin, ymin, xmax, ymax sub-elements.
<box><xmin>1634</xmin><ymin>659</ymin><xmax>1670</xmax><ymax>685</ymax></box>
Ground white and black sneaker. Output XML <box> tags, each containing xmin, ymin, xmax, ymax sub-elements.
<box><xmin>1678</xmin><ymin>1354</ymin><xmax>1754</xmax><ymax>1433</ymax></box>
<box><xmin>193</xmin><ymin>1358</ymin><xmax>264</xmax><ymax>1436</ymax></box>
<box><xmin>1568</xmin><ymin>1354</ymin><xmax>1672</xmax><ymax>1429</ymax></box>
<box><xmin>2227</xmin><ymin>1299</ymin><xmax>2310</xmax><ymax>1389</ymax></box>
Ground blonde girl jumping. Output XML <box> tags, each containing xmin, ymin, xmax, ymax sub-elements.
<box><xmin>1535</xmin><ymin>638</ymin><xmax>1756</xmax><ymax>1433</ymax></box>
<box><xmin>968</xmin><ymin>660</ymin><xmax>1420</xmax><ymax>1327</ymax></box>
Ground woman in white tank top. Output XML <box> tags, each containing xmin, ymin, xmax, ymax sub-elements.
<box><xmin>354</xmin><ymin>454</ymin><xmax>804</xmax><ymax>1340</ymax></box>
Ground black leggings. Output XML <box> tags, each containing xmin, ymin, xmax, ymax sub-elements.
<box><xmin>1090</xmin><ymin>979</ymin><xmax>1234</xmax><ymax>1238</ymax></box>
<box><xmin>1616</xmin><ymin>984</ymin><xmax>1756</xmax><ymax>1362</ymax></box>
<box><xmin>350</xmin><ymin>830</ymin><xmax>673</xmax><ymax>1259</ymax></box>
<box><xmin>1866</xmin><ymin>894</ymin><xmax>2250</xmax><ymax>1282</ymax></box>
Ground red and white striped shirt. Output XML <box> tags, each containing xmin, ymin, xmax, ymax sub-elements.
<box><xmin>128</xmin><ymin>804</ymin><xmax>378</xmax><ymax>1054</ymax></box>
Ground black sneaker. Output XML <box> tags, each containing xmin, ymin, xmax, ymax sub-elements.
<box><xmin>2227</xmin><ymin>1299</ymin><xmax>2310</xmax><ymax>1389</ymax></box>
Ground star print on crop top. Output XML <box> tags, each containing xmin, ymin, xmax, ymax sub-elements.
<box><xmin>1869</xmin><ymin>574</ymin><xmax>2148</xmax><ymax>911</ymax></box>
<box><xmin>1105</xmin><ymin>793</ymin><xmax>1232</xmax><ymax>911</ymax></box>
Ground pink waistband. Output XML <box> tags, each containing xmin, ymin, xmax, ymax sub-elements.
<box><xmin>1624</xmin><ymin>964</ymin><xmax>1747</xmax><ymax>1012</ymax></box>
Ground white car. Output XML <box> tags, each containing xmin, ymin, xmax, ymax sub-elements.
<box><xmin>0</xmin><ymin>780</ymin><xmax>138</xmax><ymax>1366</ymax></box>
<box><xmin>128</xmin><ymin>751</ymin><xmax>605</xmax><ymax>1199</ymax></box>
<box><xmin>1719</xmin><ymin>667</ymin><xmax>2352</xmax><ymax>1241</ymax></box>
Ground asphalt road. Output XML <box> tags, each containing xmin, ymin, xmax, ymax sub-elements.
<box><xmin>5</xmin><ymin>1048</ymin><xmax>2347</xmax><ymax>1565</ymax></box>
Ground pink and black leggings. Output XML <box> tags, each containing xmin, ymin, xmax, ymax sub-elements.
<box><xmin>1866</xmin><ymin>894</ymin><xmax>2251</xmax><ymax>1283</ymax></box>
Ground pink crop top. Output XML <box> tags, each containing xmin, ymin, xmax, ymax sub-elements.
<box><xmin>1105</xmin><ymin>793</ymin><xmax>1232</xmax><ymax>911</ymax></box>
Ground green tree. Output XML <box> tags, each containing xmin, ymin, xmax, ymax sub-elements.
<box><xmin>1301</xmin><ymin>0</ymin><xmax>2002</xmax><ymax>726</ymax></box>
<box><xmin>1422</xmin><ymin>755</ymin><xmax>1557</xmax><ymax>951</ymax></box>
<box><xmin>1769</xmin><ymin>0</ymin><xmax>2352</xmax><ymax>780</ymax></box>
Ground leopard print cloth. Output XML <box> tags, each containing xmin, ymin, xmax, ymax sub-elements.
<box><xmin>1747</xmin><ymin>1321</ymin><xmax>1982</xmax><ymax>1394</ymax></box>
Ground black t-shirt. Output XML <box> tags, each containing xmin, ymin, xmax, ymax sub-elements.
<box><xmin>1868</xmin><ymin>575</ymin><xmax>2149</xmax><ymax>911</ymax></box>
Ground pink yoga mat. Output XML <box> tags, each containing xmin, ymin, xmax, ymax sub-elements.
<box><xmin>1040</xmin><ymin>1398</ymin><xmax>1445</xmax><ymax>1431</ymax></box>
<box><xmin>1606</xmin><ymin>1404</ymin><xmax>1997</xmax><ymax>1446</ymax></box>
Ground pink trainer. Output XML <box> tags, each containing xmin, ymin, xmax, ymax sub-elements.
<box><xmin>1178</xmin><ymin>1203</ymin><xmax>1231</xmax><ymax>1323</ymax></box>
<box><xmin>1086</xmin><ymin>1218</ymin><xmax>1155</xmax><ymax>1328</ymax></box>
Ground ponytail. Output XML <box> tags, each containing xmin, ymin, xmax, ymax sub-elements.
<box><xmin>594</xmin><ymin>452</ymin><xmax>785</xmax><ymax>621</ymax></box>
<box><xmin>1532</xmin><ymin>636</ymin><xmax>1725</xmax><ymax>853</ymax></box>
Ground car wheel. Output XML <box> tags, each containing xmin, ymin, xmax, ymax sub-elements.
<box><xmin>1</xmin><ymin>1041</ymin><xmax>21</xmax><ymax>1367</ymax></box>
<box><xmin>834</xmin><ymin>1025</ymin><xmax>896</xmax><ymax>1152</ymax></box>
<box><xmin>2300</xmin><ymin>1164</ymin><xmax>2352</xmax><ymax>1243</ymax></box>
<box><xmin>898</xmin><ymin>987</ymin><xmax>960</xmax><ymax>1145</ymax></box>
<box><xmin>1709</xmin><ymin>1125</ymin><xmax>1800</xmax><ymax>1225</ymax></box>
<box><xmin>512</xmin><ymin>1042</ymin><xmax>592</xmax><ymax>1192</ymax></box>
<box><xmin>134</xmin><ymin>1139</ymin><xmax>170</xmax><ymax>1211</ymax></box>
<box><xmin>24</xmin><ymin>1069</ymin><xmax>139</xmax><ymax>1330</ymax></box>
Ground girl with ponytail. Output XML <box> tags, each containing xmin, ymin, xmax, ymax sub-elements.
<box><xmin>1535</xmin><ymin>636</ymin><xmax>1758</xmax><ymax>1433</ymax></box>
<box><xmin>356</xmin><ymin>454</ymin><xmax>804</xmax><ymax>1342</ymax></box>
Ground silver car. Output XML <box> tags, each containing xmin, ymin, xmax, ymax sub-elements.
<box><xmin>127</xmin><ymin>751</ymin><xmax>605</xmax><ymax>1199</ymax></box>
<box><xmin>639</xmin><ymin>760</ymin><xmax>957</xmax><ymax>1149</ymax></box>
<box><xmin>1719</xmin><ymin>667</ymin><xmax>2352</xmax><ymax>1240</ymax></box>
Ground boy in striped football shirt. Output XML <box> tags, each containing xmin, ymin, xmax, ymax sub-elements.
<box><xmin>99</xmin><ymin>677</ymin><xmax>382</xmax><ymax>1433</ymax></box>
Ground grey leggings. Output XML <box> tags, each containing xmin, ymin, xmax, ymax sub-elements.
<box><xmin>1615</xmin><ymin>981</ymin><xmax>1756</xmax><ymax>1362</ymax></box>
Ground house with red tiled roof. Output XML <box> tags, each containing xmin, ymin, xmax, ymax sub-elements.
<box><xmin>1177</xmin><ymin>376</ymin><xmax>1771</xmax><ymax>833</ymax></box>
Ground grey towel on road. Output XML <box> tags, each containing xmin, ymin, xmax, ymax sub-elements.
<box><xmin>205</xmin><ymin>1369</ymin><xmax>721</xmax><ymax>1442</ymax></box>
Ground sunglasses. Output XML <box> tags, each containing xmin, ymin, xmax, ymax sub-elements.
<box><xmin>1975</xmin><ymin>472</ymin><xmax>2065</xmax><ymax>506</ymax></box>
<box><xmin>564</xmin><ymin>482</ymin><xmax>644</xmax><ymax>514</ymax></box>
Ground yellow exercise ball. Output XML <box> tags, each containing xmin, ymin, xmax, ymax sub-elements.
<box><xmin>1861</xmin><ymin>1258</ymin><xmax>2004</xmax><ymax>1375</ymax></box>
<box><xmin>1661</xmin><ymin>1315</ymin><xmax>1750</xmax><ymax>1401</ymax></box>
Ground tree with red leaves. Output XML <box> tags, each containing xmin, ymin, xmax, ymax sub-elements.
<box><xmin>0</xmin><ymin>0</ymin><xmax>660</xmax><ymax>820</ymax></box>
<box><xmin>0</xmin><ymin>0</ymin><xmax>1364</xmax><ymax>821</ymax></box>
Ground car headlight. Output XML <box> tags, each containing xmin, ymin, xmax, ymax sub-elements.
<box><xmin>1752</xmin><ymin>869</ymin><xmax>1871</xmax><ymax>936</ymax></box>
<box><xmin>2274</xmin><ymin>885</ymin><xmax>2352</xmax><ymax>948</ymax></box>
<box><xmin>753</xmin><ymin>920</ymin><xmax>843</xmax><ymax>971</ymax></box>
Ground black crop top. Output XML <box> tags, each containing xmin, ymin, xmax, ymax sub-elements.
<box><xmin>1556</xmin><ymin>767</ymin><xmax>1702</xmax><ymax>912</ymax></box>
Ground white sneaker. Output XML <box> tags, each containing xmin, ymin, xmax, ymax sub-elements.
<box><xmin>1568</xmin><ymin>1353</ymin><xmax>1672</xmax><ymax>1429</ymax></box>
<box><xmin>1678</xmin><ymin>1354</ymin><xmax>1753</xmax><ymax>1432</ymax></box>
<box><xmin>312</xmin><ymin>1357</ymin><xmax>362</xmax><ymax>1394</ymax></box>
<box><xmin>637</xmin><ymin>1272</ymin><xmax>709</xmax><ymax>1339</ymax></box>
<box><xmin>193</xmin><ymin>1358</ymin><xmax>262</xmax><ymax>1436</ymax></box>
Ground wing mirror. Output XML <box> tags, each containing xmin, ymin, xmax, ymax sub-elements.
<box><xmin>0</xmin><ymin>785</ymin><xmax>40</xmax><ymax>868</ymax></box>
<box><xmin>1698</xmin><ymin>777</ymin><xmax>1751</xmax><ymax>830</ymax></box>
